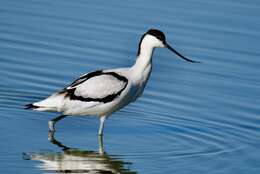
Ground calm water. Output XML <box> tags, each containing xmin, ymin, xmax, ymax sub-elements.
<box><xmin>1</xmin><ymin>0</ymin><xmax>260</xmax><ymax>173</ymax></box>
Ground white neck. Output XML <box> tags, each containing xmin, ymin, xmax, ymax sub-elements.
<box><xmin>131</xmin><ymin>35</ymin><xmax>156</xmax><ymax>76</ymax></box>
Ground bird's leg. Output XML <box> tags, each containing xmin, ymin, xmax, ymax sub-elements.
<box><xmin>48</xmin><ymin>115</ymin><xmax>67</xmax><ymax>132</ymax></box>
<box><xmin>98</xmin><ymin>134</ymin><xmax>105</xmax><ymax>154</ymax></box>
<box><xmin>48</xmin><ymin>130</ymin><xmax>70</xmax><ymax>150</ymax></box>
<box><xmin>98</xmin><ymin>115</ymin><xmax>106</xmax><ymax>136</ymax></box>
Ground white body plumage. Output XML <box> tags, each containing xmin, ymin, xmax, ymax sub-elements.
<box><xmin>33</xmin><ymin>66</ymin><xmax>151</xmax><ymax>117</ymax></box>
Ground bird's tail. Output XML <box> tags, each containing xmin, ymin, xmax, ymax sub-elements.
<box><xmin>25</xmin><ymin>92</ymin><xmax>67</xmax><ymax>112</ymax></box>
<box><xmin>24</xmin><ymin>102</ymin><xmax>54</xmax><ymax>111</ymax></box>
<box><xmin>25</xmin><ymin>103</ymin><xmax>40</xmax><ymax>110</ymax></box>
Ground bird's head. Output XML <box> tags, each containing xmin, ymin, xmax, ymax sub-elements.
<box><xmin>138</xmin><ymin>29</ymin><xmax>200</xmax><ymax>63</ymax></box>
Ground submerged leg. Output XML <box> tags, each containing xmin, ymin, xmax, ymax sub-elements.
<box><xmin>48</xmin><ymin>115</ymin><xmax>67</xmax><ymax>132</ymax></box>
<box><xmin>48</xmin><ymin>131</ymin><xmax>70</xmax><ymax>150</ymax></box>
<box><xmin>98</xmin><ymin>134</ymin><xmax>105</xmax><ymax>154</ymax></box>
<box><xmin>98</xmin><ymin>116</ymin><xmax>107</xmax><ymax>136</ymax></box>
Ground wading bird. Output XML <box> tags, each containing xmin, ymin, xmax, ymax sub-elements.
<box><xmin>25</xmin><ymin>29</ymin><xmax>199</xmax><ymax>136</ymax></box>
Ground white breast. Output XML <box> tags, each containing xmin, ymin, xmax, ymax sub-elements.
<box><xmin>130</xmin><ymin>64</ymin><xmax>152</xmax><ymax>102</ymax></box>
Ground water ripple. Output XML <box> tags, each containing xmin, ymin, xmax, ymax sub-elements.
<box><xmin>1</xmin><ymin>0</ymin><xmax>260</xmax><ymax>173</ymax></box>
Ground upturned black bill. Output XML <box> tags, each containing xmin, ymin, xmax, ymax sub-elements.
<box><xmin>166</xmin><ymin>43</ymin><xmax>200</xmax><ymax>63</ymax></box>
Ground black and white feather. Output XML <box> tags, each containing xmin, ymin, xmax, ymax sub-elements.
<box><xmin>65</xmin><ymin>70</ymin><xmax>128</xmax><ymax>103</ymax></box>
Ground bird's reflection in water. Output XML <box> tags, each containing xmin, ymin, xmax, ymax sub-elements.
<box><xmin>23</xmin><ymin>132</ymin><xmax>137</xmax><ymax>174</ymax></box>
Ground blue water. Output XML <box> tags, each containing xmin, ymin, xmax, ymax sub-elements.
<box><xmin>1</xmin><ymin>0</ymin><xmax>260</xmax><ymax>173</ymax></box>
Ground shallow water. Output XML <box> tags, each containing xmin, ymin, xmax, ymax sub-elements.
<box><xmin>1</xmin><ymin>0</ymin><xmax>260</xmax><ymax>173</ymax></box>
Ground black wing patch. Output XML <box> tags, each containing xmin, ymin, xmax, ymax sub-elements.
<box><xmin>64</xmin><ymin>70</ymin><xmax>128</xmax><ymax>103</ymax></box>
<box><xmin>67</xmin><ymin>70</ymin><xmax>103</xmax><ymax>89</ymax></box>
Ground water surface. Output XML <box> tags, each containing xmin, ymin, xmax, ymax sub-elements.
<box><xmin>1</xmin><ymin>0</ymin><xmax>260</xmax><ymax>173</ymax></box>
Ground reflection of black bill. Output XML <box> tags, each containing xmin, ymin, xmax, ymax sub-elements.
<box><xmin>166</xmin><ymin>43</ymin><xmax>200</xmax><ymax>63</ymax></box>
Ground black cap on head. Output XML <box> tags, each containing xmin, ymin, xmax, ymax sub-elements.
<box><xmin>137</xmin><ymin>29</ymin><xmax>167</xmax><ymax>56</ymax></box>
<box><xmin>146</xmin><ymin>29</ymin><xmax>166</xmax><ymax>44</ymax></box>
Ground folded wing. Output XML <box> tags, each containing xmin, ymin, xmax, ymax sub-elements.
<box><xmin>65</xmin><ymin>71</ymin><xmax>128</xmax><ymax>103</ymax></box>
